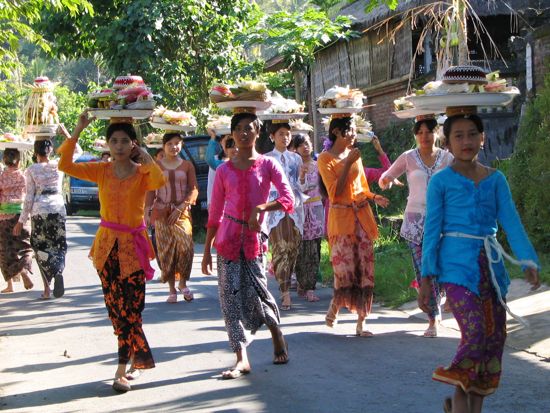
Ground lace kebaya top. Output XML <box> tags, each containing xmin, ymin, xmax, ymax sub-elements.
<box><xmin>19</xmin><ymin>162</ymin><xmax>66</xmax><ymax>224</ymax></box>
<box><xmin>379</xmin><ymin>148</ymin><xmax>453</xmax><ymax>244</ymax></box>
<box><xmin>207</xmin><ymin>155</ymin><xmax>294</xmax><ymax>261</ymax></box>
<box><xmin>57</xmin><ymin>138</ymin><xmax>166</xmax><ymax>278</ymax></box>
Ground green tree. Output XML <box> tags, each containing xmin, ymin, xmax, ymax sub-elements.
<box><xmin>247</xmin><ymin>7</ymin><xmax>359</xmax><ymax>101</ymax></box>
<box><xmin>0</xmin><ymin>0</ymin><xmax>93</xmax><ymax>77</ymax></box>
<box><xmin>36</xmin><ymin>0</ymin><xmax>263</xmax><ymax>124</ymax></box>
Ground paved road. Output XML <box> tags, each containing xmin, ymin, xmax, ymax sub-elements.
<box><xmin>1</xmin><ymin>217</ymin><xmax>549</xmax><ymax>413</ymax></box>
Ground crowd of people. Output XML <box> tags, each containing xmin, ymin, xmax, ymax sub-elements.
<box><xmin>0</xmin><ymin>107</ymin><xmax>541</xmax><ymax>413</ymax></box>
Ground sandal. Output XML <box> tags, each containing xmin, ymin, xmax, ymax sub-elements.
<box><xmin>180</xmin><ymin>287</ymin><xmax>194</xmax><ymax>302</ymax></box>
<box><xmin>280</xmin><ymin>291</ymin><xmax>291</xmax><ymax>311</ymax></box>
<box><xmin>305</xmin><ymin>290</ymin><xmax>319</xmax><ymax>302</ymax></box>
<box><xmin>325</xmin><ymin>300</ymin><xmax>338</xmax><ymax>327</ymax></box>
<box><xmin>273</xmin><ymin>340</ymin><xmax>289</xmax><ymax>365</ymax></box>
<box><xmin>39</xmin><ymin>293</ymin><xmax>51</xmax><ymax>300</ymax></box>
<box><xmin>423</xmin><ymin>324</ymin><xmax>438</xmax><ymax>338</ymax></box>
<box><xmin>112</xmin><ymin>377</ymin><xmax>131</xmax><ymax>393</ymax></box>
<box><xmin>166</xmin><ymin>293</ymin><xmax>177</xmax><ymax>303</ymax></box>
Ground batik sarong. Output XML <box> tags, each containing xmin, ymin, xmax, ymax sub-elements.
<box><xmin>294</xmin><ymin>238</ymin><xmax>321</xmax><ymax>291</ymax></box>
<box><xmin>217</xmin><ymin>252</ymin><xmax>280</xmax><ymax>352</ymax></box>
<box><xmin>269</xmin><ymin>215</ymin><xmax>301</xmax><ymax>293</ymax></box>
<box><xmin>154</xmin><ymin>213</ymin><xmax>193</xmax><ymax>283</ymax></box>
<box><xmin>98</xmin><ymin>241</ymin><xmax>155</xmax><ymax>369</ymax></box>
<box><xmin>329</xmin><ymin>222</ymin><xmax>374</xmax><ymax>318</ymax></box>
<box><xmin>0</xmin><ymin>215</ymin><xmax>32</xmax><ymax>281</ymax></box>
<box><xmin>30</xmin><ymin>213</ymin><xmax>66</xmax><ymax>283</ymax></box>
<box><xmin>433</xmin><ymin>250</ymin><xmax>506</xmax><ymax>395</ymax></box>
<box><xmin>408</xmin><ymin>240</ymin><xmax>440</xmax><ymax>320</ymax></box>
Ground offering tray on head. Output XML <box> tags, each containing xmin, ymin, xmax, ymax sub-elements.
<box><xmin>258</xmin><ymin>112</ymin><xmax>308</xmax><ymax>121</ymax></box>
<box><xmin>149</xmin><ymin>122</ymin><xmax>195</xmax><ymax>133</ymax></box>
<box><xmin>318</xmin><ymin>107</ymin><xmax>363</xmax><ymax>115</ymax></box>
<box><xmin>88</xmin><ymin>109</ymin><xmax>153</xmax><ymax>120</ymax></box>
<box><xmin>216</xmin><ymin>101</ymin><xmax>272</xmax><ymax>111</ymax></box>
<box><xmin>406</xmin><ymin>91</ymin><xmax>519</xmax><ymax>110</ymax></box>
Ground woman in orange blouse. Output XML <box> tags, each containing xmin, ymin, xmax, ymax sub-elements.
<box><xmin>57</xmin><ymin>112</ymin><xmax>165</xmax><ymax>393</ymax></box>
<box><xmin>318</xmin><ymin>117</ymin><xmax>389</xmax><ymax>337</ymax></box>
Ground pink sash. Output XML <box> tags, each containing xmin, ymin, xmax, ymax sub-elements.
<box><xmin>99</xmin><ymin>219</ymin><xmax>155</xmax><ymax>281</ymax></box>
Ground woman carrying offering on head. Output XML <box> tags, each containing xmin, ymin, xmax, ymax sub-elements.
<box><xmin>0</xmin><ymin>149</ymin><xmax>33</xmax><ymax>293</ymax></box>
<box><xmin>145</xmin><ymin>132</ymin><xmax>198</xmax><ymax>303</ymax></box>
<box><xmin>379</xmin><ymin>116</ymin><xmax>453</xmax><ymax>337</ymax></box>
<box><xmin>318</xmin><ymin>116</ymin><xmax>389</xmax><ymax>337</ymax></box>
<box><xmin>14</xmin><ymin>139</ymin><xmax>67</xmax><ymax>299</ymax></box>
<box><xmin>419</xmin><ymin>109</ymin><xmax>540</xmax><ymax>412</ymax></box>
<box><xmin>202</xmin><ymin>112</ymin><xmax>292</xmax><ymax>379</ymax></box>
<box><xmin>57</xmin><ymin>112</ymin><xmax>165</xmax><ymax>393</ymax></box>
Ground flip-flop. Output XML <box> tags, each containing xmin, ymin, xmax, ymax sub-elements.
<box><xmin>112</xmin><ymin>377</ymin><xmax>131</xmax><ymax>392</ymax></box>
<box><xmin>273</xmin><ymin>341</ymin><xmax>289</xmax><ymax>365</ymax></box>
<box><xmin>221</xmin><ymin>368</ymin><xmax>251</xmax><ymax>380</ymax></box>
<box><xmin>39</xmin><ymin>293</ymin><xmax>51</xmax><ymax>300</ymax></box>
<box><xmin>423</xmin><ymin>325</ymin><xmax>438</xmax><ymax>338</ymax></box>
<box><xmin>180</xmin><ymin>287</ymin><xmax>194</xmax><ymax>302</ymax></box>
<box><xmin>166</xmin><ymin>293</ymin><xmax>177</xmax><ymax>303</ymax></box>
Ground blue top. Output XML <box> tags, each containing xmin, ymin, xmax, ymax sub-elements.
<box><xmin>206</xmin><ymin>139</ymin><xmax>223</xmax><ymax>170</ymax></box>
<box><xmin>421</xmin><ymin>167</ymin><xmax>539</xmax><ymax>297</ymax></box>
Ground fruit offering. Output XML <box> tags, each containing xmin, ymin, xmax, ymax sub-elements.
<box><xmin>23</xmin><ymin>76</ymin><xmax>59</xmax><ymax>127</ymax></box>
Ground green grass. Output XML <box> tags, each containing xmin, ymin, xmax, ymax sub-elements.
<box><xmin>319</xmin><ymin>225</ymin><xmax>417</xmax><ymax>308</ymax></box>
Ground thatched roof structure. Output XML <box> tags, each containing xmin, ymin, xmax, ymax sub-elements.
<box><xmin>339</xmin><ymin>0</ymin><xmax>534</xmax><ymax>31</ymax></box>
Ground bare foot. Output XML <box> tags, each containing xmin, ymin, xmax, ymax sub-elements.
<box><xmin>1</xmin><ymin>287</ymin><xmax>13</xmax><ymax>293</ymax></box>
<box><xmin>272</xmin><ymin>329</ymin><xmax>289</xmax><ymax>364</ymax></box>
<box><xmin>221</xmin><ymin>361</ymin><xmax>251</xmax><ymax>379</ymax></box>
<box><xmin>21</xmin><ymin>272</ymin><xmax>33</xmax><ymax>290</ymax></box>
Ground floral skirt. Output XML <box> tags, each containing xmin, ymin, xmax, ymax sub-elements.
<box><xmin>0</xmin><ymin>215</ymin><xmax>33</xmax><ymax>281</ymax></box>
<box><xmin>328</xmin><ymin>222</ymin><xmax>374</xmax><ymax>319</ymax></box>
<box><xmin>98</xmin><ymin>241</ymin><xmax>155</xmax><ymax>369</ymax></box>
<box><xmin>30</xmin><ymin>213</ymin><xmax>66</xmax><ymax>283</ymax></box>
<box><xmin>433</xmin><ymin>250</ymin><xmax>506</xmax><ymax>396</ymax></box>
<box><xmin>155</xmin><ymin>214</ymin><xmax>193</xmax><ymax>283</ymax></box>
<box><xmin>217</xmin><ymin>252</ymin><xmax>280</xmax><ymax>352</ymax></box>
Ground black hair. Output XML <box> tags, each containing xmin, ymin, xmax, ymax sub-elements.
<box><xmin>162</xmin><ymin>132</ymin><xmax>183</xmax><ymax>146</ymax></box>
<box><xmin>106</xmin><ymin>122</ymin><xmax>137</xmax><ymax>142</ymax></box>
<box><xmin>443</xmin><ymin>114</ymin><xmax>484</xmax><ymax>140</ymax></box>
<box><xmin>413</xmin><ymin>118</ymin><xmax>438</xmax><ymax>135</ymax></box>
<box><xmin>3</xmin><ymin>148</ymin><xmax>20</xmax><ymax>167</ymax></box>
<box><xmin>33</xmin><ymin>139</ymin><xmax>53</xmax><ymax>162</ymax></box>
<box><xmin>269</xmin><ymin>122</ymin><xmax>291</xmax><ymax>136</ymax></box>
<box><xmin>328</xmin><ymin>117</ymin><xmax>353</xmax><ymax>144</ymax></box>
<box><xmin>155</xmin><ymin>148</ymin><xmax>164</xmax><ymax>157</ymax></box>
<box><xmin>230</xmin><ymin>113</ymin><xmax>261</xmax><ymax>133</ymax></box>
<box><xmin>290</xmin><ymin>133</ymin><xmax>310</xmax><ymax>150</ymax></box>
<box><xmin>318</xmin><ymin>117</ymin><xmax>354</xmax><ymax>200</ymax></box>
<box><xmin>218</xmin><ymin>137</ymin><xmax>235</xmax><ymax>160</ymax></box>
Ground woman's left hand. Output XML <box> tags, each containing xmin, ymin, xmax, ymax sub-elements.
<box><xmin>373</xmin><ymin>194</ymin><xmax>390</xmax><ymax>208</ymax></box>
<box><xmin>525</xmin><ymin>267</ymin><xmax>540</xmax><ymax>291</ymax></box>
<box><xmin>74</xmin><ymin>110</ymin><xmax>95</xmax><ymax>133</ymax></box>
<box><xmin>248</xmin><ymin>207</ymin><xmax>261</xmax><ymax>232</ymax></box>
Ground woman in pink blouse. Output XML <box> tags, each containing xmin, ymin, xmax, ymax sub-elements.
<box><xmin>202</xmin><ymin>112</ymin><xmax>293</xmax><ymax>379</ymax></box>
<box><xmin>0</xmin><ymin>149</ymin><xmax>33</xmax><ymax>293</ymax></box>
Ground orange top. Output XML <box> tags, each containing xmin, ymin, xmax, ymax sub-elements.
<box><xmin>57</xmin><ymin>138</ymin><xmax>166</xmax><ymax>277</ymax></box>
<box><xmin>317</xmin><ymin>151</ymin><xmax>378</xmax><ymax>240</ymax></box>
